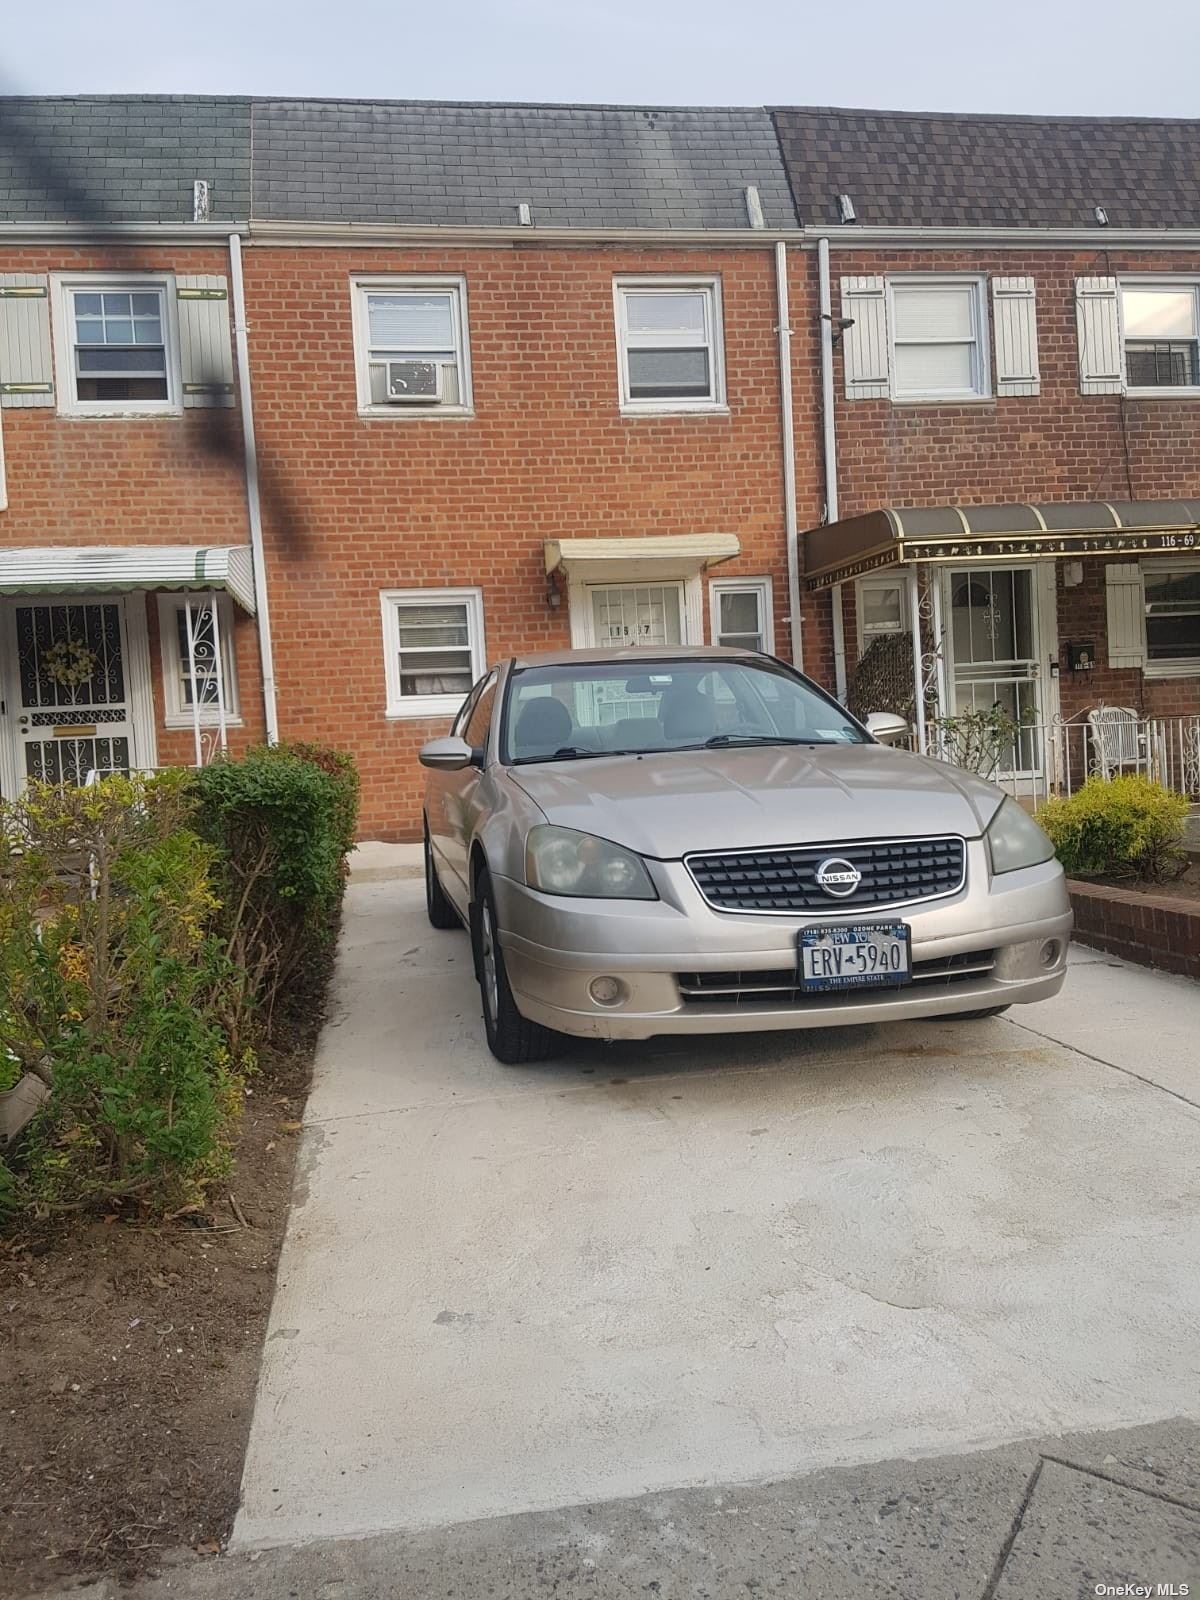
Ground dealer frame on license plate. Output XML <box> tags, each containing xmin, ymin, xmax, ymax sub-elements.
<box><xmin>798</xmin><ymin>922</ymin><xmax>912</xmax><ymax>993</ymax></box>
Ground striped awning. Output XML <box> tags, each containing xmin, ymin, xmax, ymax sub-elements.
<box><xmin>803</xmin><ymin>500</ymin><xmax>1200</xmax><ymax>588</ymax></box>
<box><xmin>0</xmin><ymin>546</ymin><xmax>257</xmax><ymax>612</ymax></box>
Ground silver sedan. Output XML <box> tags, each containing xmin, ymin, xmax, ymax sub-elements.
<box><xmin>420</xmin><ymin>646</ymin><xmax>1071</xmax><ymax>1064</ymax></box>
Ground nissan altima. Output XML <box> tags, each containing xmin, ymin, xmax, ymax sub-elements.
<box><xmin>420</xmin><ymin>647</ymin><xmax>1071</xmax><ymax>1064</ymax></box>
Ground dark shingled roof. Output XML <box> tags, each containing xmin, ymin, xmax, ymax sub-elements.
<box><xmin>0</xmin><ymin>95</ymin><xmax>793</xmax><ymax>230</ymax></box>
<box><xmin>0</xmin><ymin>96</ymin><xmax>252</xmax><ymax>223</ymax></box>
<box><xmin>249</xmin><ymin>100</ymin><xmax>794</xmax><ymax>228</ymax></box>
<box><xmin>770</xmin><ymin>105</ymin><xmax>1200</xmax><ymax>229</ymax></box>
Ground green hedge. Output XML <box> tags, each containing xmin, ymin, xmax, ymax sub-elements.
<box><xmin>1038</xmin><ymin>774</ymin><xmax>1189</xmax><ymax>882</ymax></box>
<box><xmin>193</xmin><ymin>742</ymin><xmax>359</xmax><ymax>1026</ymax></box>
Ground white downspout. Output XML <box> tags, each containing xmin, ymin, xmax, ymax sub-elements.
<box><xmin>817</xmin><ymin>237</ymin><xmax>847</xmax><ymax>700</ymax></box>
<box><xmin>774</xmin><ymin>240</ymin><xmax>802</xmax><ymax>669</ymax></box>
<box><xmin>228</xmin><ymin>232</ymin><xmax>279</xmax><ymax>745</ymax></box>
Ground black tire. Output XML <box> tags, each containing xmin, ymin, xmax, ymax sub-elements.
<box><xmin>424</xmin><ymin>824</ymin><xmax>460</xmax><ymax>930</ymax></box>
<box><xmin>471</xmin><ymin>868</ymin><xmax>556</xmax><ymax>1064</ymax></box>
<box><xmin>939</xmin><ymin>1005</ymin><xmax>1011</xmax><ymax>1021</ymax></box>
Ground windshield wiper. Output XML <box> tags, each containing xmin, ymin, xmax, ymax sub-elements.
<box><xmin>513</xmin><ymin>745</ymin><xmax>611</xmax><ymax>764</ymax></box>
<box><xmin>698</xmin><ymin>733</ymin><xmax>810</xmax><ymax>748</ymax></box>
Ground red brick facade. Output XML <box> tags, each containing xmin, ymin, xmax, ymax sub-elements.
<box><xmin>2</xmin><ymin>235</ymin><xmax>1198</xmax><ymax>837</ymax></box>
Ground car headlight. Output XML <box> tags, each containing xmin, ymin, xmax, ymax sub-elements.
<box><xmin>525</xmin><ymin>825</ymin><xmax>657</xmax><ymax>900</ymax></box>
<box><xmin>986</xmin><ymin>798</ymin><xmax>1056</xmax><ymax>874</ymax></box>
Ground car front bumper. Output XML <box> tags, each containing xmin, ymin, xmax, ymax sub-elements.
<box><xmin>492</xmin><ymin>842</ymin><xmax>1072</xmax><ymax>1041</ymax></box>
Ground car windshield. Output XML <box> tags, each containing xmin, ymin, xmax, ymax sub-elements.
<box><xmin>503</xmin><ymin>657</ymin><xmax>868</xmax><ymax>764</ymax></box>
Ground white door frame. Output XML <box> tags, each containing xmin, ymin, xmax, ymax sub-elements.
<box><xmin>567</xmin><ymin>570</ymin><xmax>704</xmax><ymax>648</ymax></box>
<box><xmin>0</xmin><ymin>593</ymin><xmax>157</xmax><ymax>795</ymax></box>
<box><xmin>939</xmin><ymin>560</ymin><xmax>1059</xmax><ymax>765</ymax></box>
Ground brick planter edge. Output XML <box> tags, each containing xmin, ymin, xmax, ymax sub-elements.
<box><xmin>1068</xmin><ymin>879</ymin><xmax>1200</xmax><ymax>980</ymax></box>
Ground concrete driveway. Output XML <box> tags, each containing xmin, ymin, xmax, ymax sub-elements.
<box><xmin>233</xmin><ymin>869</ymin><xmax>1200</xmax><ymax>1555</ymax></box>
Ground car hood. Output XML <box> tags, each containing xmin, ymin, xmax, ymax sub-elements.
<box><xmin>508</xmin><ymin>743</ymin><xmax>1004</xmax><ymax>859</ymax></box>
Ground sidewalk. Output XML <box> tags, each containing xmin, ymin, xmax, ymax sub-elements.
<box><xmin>35</xmin><ymin>1418</ymin><xmax>1200</xmax><ymax>1599</ymax></box>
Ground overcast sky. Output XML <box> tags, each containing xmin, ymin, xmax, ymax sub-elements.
<box><xmin>3</xmin><ymin>0</ymin><xmax>1197</xmax><ymax>117</ymax></box>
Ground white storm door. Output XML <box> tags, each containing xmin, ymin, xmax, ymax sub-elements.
<box><xmin>589</xmin><ymin>582</ymin><xmax>685</xmax><ymax>648</ymax></box>
<box><xmin>943</xmin><ymin>565</ymin><xmax>1045</xmax><ymax>775</ymax></box>
<box><xmin>3</xmin><ymin>598</ymin><xmax>138</xmax><ymax>789</ymax></box>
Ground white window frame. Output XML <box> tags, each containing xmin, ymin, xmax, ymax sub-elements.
<box><xmin>613</xmin><ymin>276</ymin><xmax>726</xmax><ymax>415</ymax></box>
<box><xmin>709</xmin><ymin>576</ymin><xmax>774</xmax><ymax>654</ymax></box>
<box><xmin>886</xmin><ymin>275</ymin><xmax>990</xmax><ymax>403</ymax></box>
<box><xmin>50</xmin><ymin>273</ymin><xmax>182</xmax><ymax>417</ymax></box>
<box><xmin>156</xmin><ymin>594</ymin><xmax>242</xmax><ymax>728</ymax></box>
<box><xmin>351</xmin><ymin>275</ymin><xmax>473</xmax><ymax>419</ymax></box>
<box><xmin>856</xmin><ymin>572</ymin><xmax>909</xmax><ymax>653</ymax></box>
<box><xmin>1141</xmin><ymin>558</ymin><xmax>1200</xmax><ymax>678</ymax></box>
<box><xmin>380</xmin><ymin>586</ymin><xmax>486</xmax><ymax>718</ymax></box>
<box><xmin>1119</xmin><ymin>278</ymin><xmax>1200</xmax><ymax>399</ymax></box>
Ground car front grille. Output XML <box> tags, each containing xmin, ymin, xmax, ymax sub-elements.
<box><xmin>676</xmin><ymin>949</ymin><xmax>995</xmax><ymax>1006</ymax></box>
<box><xmin>685</xmin><ymin>835</ymin><xmax>966</xmax><ymax>915</ymax></box>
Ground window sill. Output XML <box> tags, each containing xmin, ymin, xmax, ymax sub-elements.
<box><xmin>1124</xmin><ymin>387</ymin><xmax>1200</xmax><ymax>401</ymax></box>
<box><xmin>619</xmin><ymin>403</ymin><xmax>731</xmax><ymax>419</ymax></box>
<box><xmin>358</xmin><ymin>405</ymin><xmax>475</xmax><ymax>422</ymax></box>
<box><xmin>1143</xmin><ymin>663</ymin><xmax>1200</xmax><ymax>680</ymax></box>
<box><xmin>58</xmin><ymin>405</ymin><xmax>183</xmax><ymax>420</ymax></box>
<box><xmin>889</xmin><ymin>394</ymin><xmax>994</xmax><ymax>408</ymax></box>
<box><xmin>164</xmin><ymin>713</ymin><xmax>244</xmax><ymax>730</ymax></box>
<box><xmin>386</xmin><ymin>700</ymin><xmax>464</xmax><ymax>720</ymax></box>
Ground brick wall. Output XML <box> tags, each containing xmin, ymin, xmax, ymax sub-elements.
<box><xmin>1069</xmin><ymin>880</ymin><xmax>1200</xmax><ymax>978</ymax></box>
<box><xmin>814</xmin><ymin>247</ymin><xmax>1200</xmax><ymax>717</ymax></box>
<box><xmin>244</xmin><ymin>242</ymin><xmax>809</xmax><ymax>837</ymax></box>
<box><xmin>0</xmin><ymin>244</ymin><xmax>268</xmax><ymax>762</ymax></box>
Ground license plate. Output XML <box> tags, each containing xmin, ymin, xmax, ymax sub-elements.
<box><xmin>798</xmin><ymin>923</ymin><xmax>911</xmax><ymax>992</ymax></box>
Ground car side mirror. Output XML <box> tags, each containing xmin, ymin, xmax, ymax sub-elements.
<box><xmin>419</xmin><ymin>735</ymin><xmax>479</xmax><ymax>772</ymax></box>
<box><xmin>865</xmin><ymin>711</ymin><xmax>911</xmax><ymax>747</ymax></box>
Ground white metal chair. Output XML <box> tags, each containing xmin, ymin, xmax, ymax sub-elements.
<box><xmin>1085</xmin><ymin>705</ymin><xmax>1147</xmax><ymax>780</ymax></box>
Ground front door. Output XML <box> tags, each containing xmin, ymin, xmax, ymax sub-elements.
<box><xmin>585</xmin><ymin>583</ymin><xmax>686</xmax><ymax>727</ymax></box>
<box><xmin>942</xmin><ymin>565</ymin><xmax>1045</xmax><ymax>775</ymax></box>
<box><xmin>1</xmin><ymin>599</ymin><xmax>139</xmax><ymax>795</ymax></box>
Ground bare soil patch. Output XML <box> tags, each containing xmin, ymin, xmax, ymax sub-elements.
<box><xmin>1093</xmin><ymin>861</ymin><xmax>1200</xmax><ymax>905</ymax></box>
<box><xmin>0</xmin><ymin>990</ymin><xmax>326</xmax><ymax>1598</ymax></box>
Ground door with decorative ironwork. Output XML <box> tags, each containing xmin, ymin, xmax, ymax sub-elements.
<box><xmin>2</xmin><ymin>600</ymin><xmax>137</xmax><ymax>790</ymax></box>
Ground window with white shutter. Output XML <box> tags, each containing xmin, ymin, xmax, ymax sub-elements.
<box><xmin>51</xmin><ymin>274</ymin><xmax>182</xmax><ymax>416</ymax></box>
<box><xmin>991</xmin><ymin>278</ymin><xmax>1040</xmax><ymax>396</ymax></box>
<box><xmin>177</xmin><ymin>276</ymin><xmax>235</xmax><ymax>408</ymax></box>
<box><xmin>839</xmin><ymin>276</ymin><xmax>889</xmax><ymax>399</ymax></box>
<box><xmin>1104</xmin><ymin>563</ymin><xmax>1146</xmax><ymax>668</ymax></box>
<box><xmin>1076</xmin><ymin>277</ymin><xmax>1124</xmax><ymax>395</ymax></box>
<box><xmin>0</xmin><ymin>275</ymin><xmax>55</xmax><ymax>407</ymax></box>
<box><xmin>887</xmin><ymin>277</ymin><xmax>989</xmax><ymax>401</ymax></box>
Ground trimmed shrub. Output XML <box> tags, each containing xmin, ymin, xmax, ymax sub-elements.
<box><xmin>0</xmin><ymin>772</ymin><xmax>244</xmax><ymax>1219</ymax></box>
<box><xmin>1038</xmin><ymin>774</ymin><xmax>1190</xmax><ymax>882</ymax></box>
<box><xmin>192</xmin><ymin>742</ymin><xmax>359</xmax><ymax>1029</ymax></box>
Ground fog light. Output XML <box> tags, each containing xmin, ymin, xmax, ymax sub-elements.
<box><xmin>589</xmin><ymin>976</ymin><xmax>627</xmax><ymax>1006</ymax></box>
<box><xmin>1040</xmin><ymin>940</ymin><xmax>1060</xmax><ymax>967</ymax></box>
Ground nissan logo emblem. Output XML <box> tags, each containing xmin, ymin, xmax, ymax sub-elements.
<box><xmin>815</xmin><ymin>857</ymin><xmax>862</xmax><ymax>898</ymax></box>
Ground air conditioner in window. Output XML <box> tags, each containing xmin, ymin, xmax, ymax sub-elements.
<box><xmin>384</xmin><ymin>360</ymin><xmax>443</xmax><ymax>402</ymax></box>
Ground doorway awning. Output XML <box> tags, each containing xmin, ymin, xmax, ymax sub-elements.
<box><xmin>0</xmin><ymin>546</ymin><xmax>257</xmax><ymax>612</ymax></box>
<box><xmin>545</xmin><ymin>533</ymin><xmax>740</xmax><ymax>576</ymax></box>
<box><xmin>803</xmin><ymin>501</ymin><xmax>1200</xmax><ymax>589</ymax></box>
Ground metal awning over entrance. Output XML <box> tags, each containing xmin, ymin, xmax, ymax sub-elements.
<box><xmin>0</xmin><ymin>546</ymin><xmax>257</xmax><ymax>612</ymax></box>
<box><xmin>545</xmin><ymin>533</ymin><xmax>740</xmax><ymax>576</ymax></box>
<box><xmin>803</xmin><ymin>500</ymin><xmax>1200</xmax><ymax>589</ymax></box>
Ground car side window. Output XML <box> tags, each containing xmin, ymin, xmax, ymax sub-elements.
<box><xmin>452</xmin><ymin>676</ymin><xmax>487</xmax><ymax>738</ymax></box>
<box><xmin>464</xmin><ymin>674</ymin><xmax>498</xmax><ymax>752</ymax></box>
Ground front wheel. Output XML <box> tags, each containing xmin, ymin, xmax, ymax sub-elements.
<box><xmin>472</xmin><ymin>869</ymin><xmax>556</xmax><ymax>1064</ymax></box>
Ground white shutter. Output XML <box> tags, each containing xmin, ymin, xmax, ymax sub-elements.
<box><xmin>1105</xmin><ymin>563</ymin><xmax>1146</xmax><ymax>668</ymax></box>
<box><xmin>1076</xmin><ymin>277</ymin><xmax>1124</xmax><ymax>395</ymax></box>
<box><xmin>177</xmin><ymin>276</ymin><xmax>235</xmax><ymax>408</ymax></box>
<box><xmin>0</xmin><ymin>275</ymin><xmax>54</xmax><ymax>407</ymax></box>
<box><xmin>840</xmin><ymin>275</ymin><xmax>889</xmax><ymax>399</ymax></box>
<box><xmin>992</xmin><ymin>277</ymin><xmax>1040</xmax><ymax>396</ymax></box>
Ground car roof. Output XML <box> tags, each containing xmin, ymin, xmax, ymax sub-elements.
<box><xmin>506</xmin><ymin>644</ymin><xmax>766</xmax><ymax>669</ymax></box>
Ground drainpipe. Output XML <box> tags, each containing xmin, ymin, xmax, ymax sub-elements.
<box><xmin>774</xmin><ymin>240</ymin><xmax>802</xmax><ymax>669</ymax></box>
<box><xmin>228</xmin><ymin>232</ymin><xmax>279</xmax><ymax>746</ymax></box>
<box><xmin>817</xmin><ymin>237</ymin><xmax>847</xmax><ymax>700</ymax></box>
